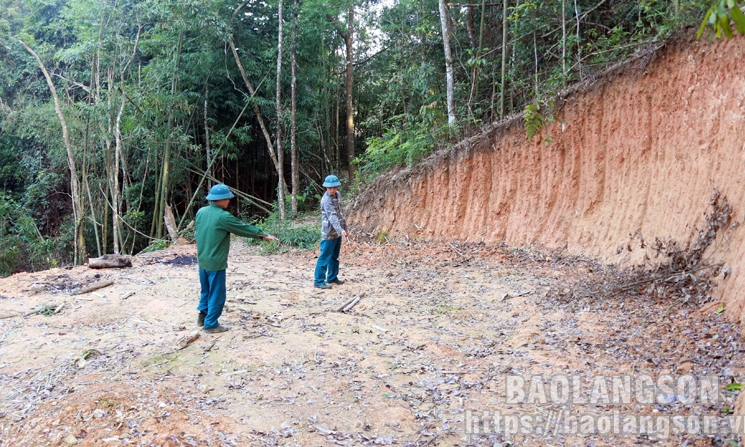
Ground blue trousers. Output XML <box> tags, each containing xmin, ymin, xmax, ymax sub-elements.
<box><xmin>314</xmin><ymin>237</ymin><xmax>342</xmax><ymax>286</ymax></box>
<box><xmin>197</xmin><ymin>268</ymin><xmax>226</xmax><ymax>329</ymax></box>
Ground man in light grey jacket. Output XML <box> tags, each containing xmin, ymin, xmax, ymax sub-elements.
<box><xmin>314</xmin><ymin>175</ymin><xmax>348</xmax><ymax>289</ymax></box>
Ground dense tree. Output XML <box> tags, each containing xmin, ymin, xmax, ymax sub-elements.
<box><xmin>0</xmin><ymin>0</ymin><xmax>730</xmax><ymax>275</ymax></box>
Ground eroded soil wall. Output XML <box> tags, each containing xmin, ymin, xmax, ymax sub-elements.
<box><xmin>349</xmin><ymin>33</ymin><xmax>745</xmax><ymax>322</ymax></box>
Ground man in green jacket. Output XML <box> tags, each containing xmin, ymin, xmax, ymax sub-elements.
<box><xmin>195</xmin><ymin>184</ymin><xmax>278</xmax><ymax>333</ymax></box>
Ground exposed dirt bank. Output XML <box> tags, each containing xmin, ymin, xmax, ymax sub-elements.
<box><xmin>349</xmin><ymin>32</ymin><xmax>745</xmax><ymax>326</ymax></box>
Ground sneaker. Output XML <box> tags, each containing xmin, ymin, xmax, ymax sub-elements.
<box><xmin>204</xmin><ymin>325</ymin><xmax>229</xmax><ymax>333</ymax></box>
<box><xmin>197</xmin><ymin>312</ymin><xmax>206</xmax><ymax>327</ymax></box>
<box><xmin>327</xmin><ymin>279</ymin><xmax>345</xmax><ymax>285</ymax></box>
<box><xmin>314</xmin><ymin>283</ymin><xmax>332</xmax><ymax>289</ymax></box>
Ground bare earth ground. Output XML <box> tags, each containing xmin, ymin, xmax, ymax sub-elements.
<box><xmin>0</xmin><ymin>238</ymin><xmax>742</xmax><ymax>446</ymax></box>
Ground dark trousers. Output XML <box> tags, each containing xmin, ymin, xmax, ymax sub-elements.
<box><xmin>197</xmin><ymin>268</ymin><xmax>226</xmax><ymax>329</ymax></box>
<box><xmin>314</xmin><ymin>237</ymin><xmax>342</xmax><ymax>285</ymax></box>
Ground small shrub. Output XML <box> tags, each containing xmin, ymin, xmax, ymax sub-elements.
<box><xmin>247</xmin><ymin>210</ymin><xmax>320</xmax><ymax>254</ymax></box>
<box><xmin>0</xmin><ymin>193</ymin><xmax>61</xmax><ymax>276</ymax></box>
<box><xmin>34</xmin><ymin>304</ymin><xmax>54</xmax><ymax>316</ymax></box>
<box><xmin>140</xmin><ymin>239</ymin><xmax>169</xmax><ymax>254</ymax></box>
<box><xmin>359</xmin><ymin>104</ymin><xmax>451</xmax><ymax>180</ymax></box>
<box><xmin>374</xmin><ymin>228</ymin><xmax>389</xmax><ymax>244</ymax></box>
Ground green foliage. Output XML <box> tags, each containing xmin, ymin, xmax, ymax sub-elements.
<box><xmin>360</xmin><ymin>102</ymin><xmax>451</xmax><ymax>179</ymax></box>
<box><xmin>140</xmin><ymin>239</ymin><xmax>169</xmax><ymax>254</ymax></box>
<box><xmin>698</xmin><ymin>0</ymin><xmax>745</xmax><ymax>39</ymax></box>
<box><xmin>374</xmin><ymin>228</ymin><xmax>389</xmax><ymax>244</ymax></box>
<box><xmin>0</xmin><ymin>193</ymin><xmax>62</xmax><ymax>276</ymax></box>
<box><xmin>0</xmin><ymin>0</ymin><xmax>733</xmax><ymax>271</ymax></box>
<box><xmin>523</xmin><ymin>103</ymin><xmax>546</xmax><ymax>141</ymax></box>
<box><xmin>34</xmin><ymin>303</ymin><xmax>55</xmax><ymax>316</ymax></box>
<box><xmin>248</xmin><ymin>209</ymin><xmax>319</xmax><ymax>254</ymax></box>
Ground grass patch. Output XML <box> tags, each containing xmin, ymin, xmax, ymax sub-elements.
<box><xmin>141</xmin><ymin>352</ymin><xmax>182</xmax><ymax>369</ymax></box>
<box><xmin>430</xmin><ymin>304</ymin><xmax>462</xmax><ymax>315</ymax></box>
<box><xmin>248</xmin><ymin>211</ymin><xmax>320</xmax><ymax>254</ymax></box>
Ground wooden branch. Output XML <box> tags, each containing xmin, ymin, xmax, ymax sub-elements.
<box><xmin>326</xmin><ymin>14</ymin><xmax>349</xmax><ymax>40</ymax></box>
<box><xmin>227</xmin><ymin>38</ymin><xmax>280</xmax><ymax>172</ymax></box>
<box><xmin>343</xmin><ymin>295</ymin><xmax>361</xmax><ymax>312</ymax></box>
<box><xmin>335</xmin><ymin>292</ymin><xmax>364</xmax><ymax>312</ymax></box>
<box><xmin>19</xmin><ymin>40</ymin><xmax>82</xmax><ymax>263</ymax></box>
<box><xmin>74</xmin><ymin>280</ymin><xmax>115</xmax><ymax>295</ymax></box>
<box><xmin>177</xmin><ymin>331</ymin><xmax>201</xmax><ymax>350</ymax></box>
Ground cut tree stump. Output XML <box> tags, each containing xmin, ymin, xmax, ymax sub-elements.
<box><xmin>88</xmin><ymin>254</ymin><xmax>132</xmax><ymax>269</ymax></box>
<box><xmin>164</xmin><ymin>204</ymin><xmax>179</xmax><ymax>243</ymax></box>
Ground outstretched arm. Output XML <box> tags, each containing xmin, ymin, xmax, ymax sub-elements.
<box><xmin>221</xmin><ymin>214</ymin><xmax>278</xmax><ymax>241</ymax></box>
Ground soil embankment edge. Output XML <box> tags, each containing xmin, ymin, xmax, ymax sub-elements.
<box><xmin>349</xmin><ymin>33</ymin><xmax>745</xmax><ymax>324</ymax></box>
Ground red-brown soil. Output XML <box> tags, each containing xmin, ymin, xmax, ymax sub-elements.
<box><xmin>349</xmin><ymin>32</ymin><xmax>745</xmax><ymax>326</ymax></box>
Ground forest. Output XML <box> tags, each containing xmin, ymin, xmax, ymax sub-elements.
<box><xmin>0</xmin><ymin>0</ymin><xmax>742</xmax><ymax>275</ymax></box>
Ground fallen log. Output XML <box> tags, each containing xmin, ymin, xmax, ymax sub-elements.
<box><xmin>88</xmin><ymin>254</ymin><xmax>132</xmax><ymax>269</ymax></box>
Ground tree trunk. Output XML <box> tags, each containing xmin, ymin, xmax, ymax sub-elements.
<box><xmin>562</xmin><ymin>0</ymin><xmax>567</xmax><ymax>87</ymax></box>
<box><xmin>275</xmin><ymin>0</ymin><xmax>286</xmax><ymax>220</ymax></box>
<box><xmin>466</xmin><ymin>0</ymin><xmax>476</xmax><ymax>49</ymax></box>
<box><xmin>112</xmin><ymin>78</ymin><xmax>125</xmax><ymax>254</ymax></box>
<box><xmin>468</xmin><ymin>0</ymin><xmax>487</xmax><ymax>118</ymax></box>
<box><xmin>574</xmin><ymin>0</ymin><xmax>582</xmax><ymax>81</ymax></box>
<box><xmin>228</xmin><ymin>39</ymin><xmax>285</xmax><ymax>206</ymax></box>
<box><xmin>335</xmin><ymin>84</ymin><xmax>341</xmax><ymax>174</ymax></box>
<box><xmin>85</xmin><ymin>174</ymin><xmax>101</xmax><ymax>258</ymax></box>
<box><xmin>290</xmin><ymin>0</ymin><xmax>300</xmax><ymax>216</ymax></box>
<box><xmin>113</xmin><ymin>27</ymin><xmax>140</xmax><ymax>254</ymax></box>
<box><xmin>105</xmin><ymin>68</ymin><xmax>118</xmax><ymax>254</ymax></box>
<box><xmin>500</xmin><ymin>0</ymin><xmax>509</xmax><ymax>118</ymax></box>
<box><xmin>82</xmin><ymin>113</ymin><xmax>102</xmax><ymax>258</ymax></box>
<box><xmin>533</xmin><ymin>31</ymin><xmax>539</xmax><ymax>97</ymax></box>
<box><xmin>20</xmin><ymin>40</ymin><xmax>84</xmax><ymax>264</ymax></box>
<box><xmin>345</xmin><ymin>5</ymin><xmax>355</xmax><ymax>183</ymax></box>
<box><xmin>205</xmin><ymin>85</ymin><xmax>212</xmax><ymax>189</ymax></box>
<box><xmin>157</xmin><ymin>29</ymin><xmax>183</xmax><ymax>238</ymax></box>
<box><xmin>438</xmin><ymin>0</ymin><xmax>455</xmax><ymax>125</ymax></box>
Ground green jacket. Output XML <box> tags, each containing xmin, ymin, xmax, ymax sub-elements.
<box><xmin>195</xmin><ymin>203</ymin><xmax>267</xmax><ymax>271</ymax></box>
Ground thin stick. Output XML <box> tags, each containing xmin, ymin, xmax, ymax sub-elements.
<box><xmin>335</xmin><ymin>293</ymin><xmax>364</xmax><ymax>312</ymax></box>
<box><xmin>335</xmin><ymin>296</ymin><xmax>358</xmax><ymax>312</ymax></box>
<box><xmin>73</xmin><ymin>280</ymin><xmax>115</xmax><ymax>295</ymax></box>
<box><xmin>204</xmin><ymin>335</ymin><xmax>223</xmax><ymax>352</ymax></box>
<box><xmin>342</xmin><ymin>295</ymin><xmax>362</xmax><ymax>312</ymax></box>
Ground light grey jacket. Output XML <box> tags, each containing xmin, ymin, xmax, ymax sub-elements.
<box><xmin>321</xmin><ymin>191</ymin><xmax>347</xmax><ymax>240</ymax></box>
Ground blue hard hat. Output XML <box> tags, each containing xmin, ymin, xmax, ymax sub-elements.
<box><xmin>322</xmin><ymin>175</ymin><xmax>341</xmax><ymax>188</ymax></box>
<box><xmin>206</xmin><ymin>184</ymin><xmax>235</xmax><ymax>201</ymax></box>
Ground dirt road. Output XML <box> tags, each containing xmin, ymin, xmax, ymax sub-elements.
<box><xmin>0</xmin><ymin>239</ymin><xmax>741</xmax><ymax>446</ymax></box>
